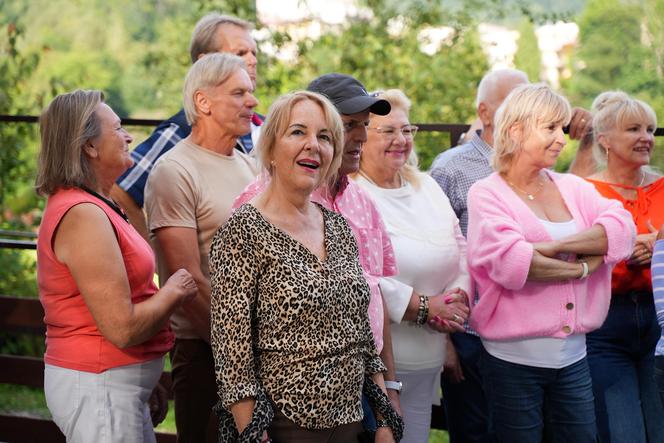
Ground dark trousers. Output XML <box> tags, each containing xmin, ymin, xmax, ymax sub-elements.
<box><xmin>268</xmin><ymin>407</ymin><xmax>363</xmax><ymax>443</ymax></box>
<box><xmin>170</xmin><ymin>338</ymin><xmax>218</xmax><ymax>443</ymax></box>
<box><xmin>586</xmin><ymin>292</ymin><xmax>664</xmax><ymax>443</ymax></box>
<box><xmin>480</xmin><ymin>349</ymin><xmax>596</xmax><ymax>443</ymax></box>
<box><xmin>654</xmin><ymin>355</ymin><xmax>664</xmax><ymax>408</ymax></box>
<box><xmin>441</xmin><ymin>332</ymin><xmax>495</xmax><ymax>443</ymax></box>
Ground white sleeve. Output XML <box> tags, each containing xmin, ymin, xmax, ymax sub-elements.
<box><xmin>379</xmin><ymin>277</ymin><xmax>414</xmax><ymax>324</ymax></box>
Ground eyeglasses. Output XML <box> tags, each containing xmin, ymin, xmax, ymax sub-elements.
<box><xmin>368</xmin><ymin>125</ymin><xmax>418</xmax><ymax>140</ymax></box>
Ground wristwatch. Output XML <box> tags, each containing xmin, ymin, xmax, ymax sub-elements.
<box><xmin>384</xmin><ymin>380</ymin><xmax>403</xmax><ymax>393</ymax></box>
<box><xmin>376</xmin><ymin>418</ymin><xmax>391</xmax><ymax>428</ymax></box>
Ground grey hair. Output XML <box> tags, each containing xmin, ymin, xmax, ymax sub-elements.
<box><xmin>476</xmin><ymin>69</ymin><xmax>529</xmax><ymax>108</ymax></box>
<box><xmin>183</xmin><ymin>53</ymin><xmax>247</xmax><ymax>126</ymax></box>
<box><xmin>189</xmin><ymin>13</ymin><xmax>252</xmax><ymax>63</ymax></box>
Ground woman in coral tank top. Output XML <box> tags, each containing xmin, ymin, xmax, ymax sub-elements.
<box><xmin>35</xmin><ymin>90</ymin><xmax>197</xmax><ymax>443</ymax></box>
<box><xmin>585</xmin><ymin>91</ymin><xmax>664</xmax><ymax>443</ymax></box>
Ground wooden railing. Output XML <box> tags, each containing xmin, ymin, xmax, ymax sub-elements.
<box><xmin>0</xmin><ymin>294</ymin><xmax>177</xmax><ymax>443</ymax></box>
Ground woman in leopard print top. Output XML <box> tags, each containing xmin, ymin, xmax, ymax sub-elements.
<box><xmin>209</xmin><ymin>91</ymin><xmax>402</xmax><ymax>442</ymax></box>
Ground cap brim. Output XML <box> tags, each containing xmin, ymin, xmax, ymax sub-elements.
<box><xmin>336</xmin><ymin>96</ymin><xmax>391</xmax><ymax>116</ymax></box>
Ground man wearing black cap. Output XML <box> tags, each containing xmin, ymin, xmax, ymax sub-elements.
<box><xmin>308</xmin><ymin>73</ymin><xmax>391</xmax><ymax>182</ymax></box>
<box><xmin>307</xmin><ymin>73</ymin><xmax>403</xmax><ymax>438</ymax></box>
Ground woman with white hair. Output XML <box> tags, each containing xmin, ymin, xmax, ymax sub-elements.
<box><xmin>585</xmin><ymin>91</ymin><xmax>664</xmax><ymax>443</ymax></box>
<box><xmin>354</xmin><ymin>89</ymin><xmax>471</xmax><ymax>443</ymax></box>
<box><xmin>466</xmin><ymin>84</ymin><xmax>634</xmax><ymax>442</ymax></box>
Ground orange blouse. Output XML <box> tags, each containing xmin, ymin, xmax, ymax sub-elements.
<box><xmin>586</xmin><ymin>176</ymin><xmax>664</xmax><ymax>295</ymax></box>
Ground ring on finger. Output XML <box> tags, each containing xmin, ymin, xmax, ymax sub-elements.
<box><xmin>453</xmin><ymin>313</ymin><xmax>462</xmax><ymax>323</ymax></box>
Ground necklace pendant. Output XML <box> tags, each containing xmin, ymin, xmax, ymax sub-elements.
<box><xmin>527</xmin><ymin>194</ymin><xmax>535</xmax><ymax>200</ymax></box>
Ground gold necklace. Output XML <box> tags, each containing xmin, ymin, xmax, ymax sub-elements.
<box><xmin>506</xmin><ymin>177</ymin><xmax>545</xmax><ymax>201</ymax></box>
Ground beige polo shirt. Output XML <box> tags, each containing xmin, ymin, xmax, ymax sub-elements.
<box><xmin>145</xmin><ymin>138</ymin><xmax>259</xmax><ymax>339</ymax></box>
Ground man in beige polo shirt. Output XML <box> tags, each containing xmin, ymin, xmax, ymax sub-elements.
<box><xmin>145</xmin><ymin>53</ymin><xmax>258</xmax><ymax>442</ymax></box>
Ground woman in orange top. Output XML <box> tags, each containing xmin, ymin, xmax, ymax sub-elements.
<box><xmin>585</xmin><ymin>91</ymin><xmax>664</xmax><ymax>443</ymax></box>
<box><xmin>36</xmin><ymin>90</ymin><xmax>197</xmax><ymax>442</ymax></box>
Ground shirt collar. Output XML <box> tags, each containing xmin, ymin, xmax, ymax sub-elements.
<box><xmin>470</xmin><ymin>130</ymin><xmax>493</xmax><ymax>160</ymax></box>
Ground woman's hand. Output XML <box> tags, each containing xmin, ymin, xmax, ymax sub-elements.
<box><xmin>428</xmin><ymin>288</ymin><xmax>469</xmax><ymax>333</ymax></box>
<box><xmin>628</xmin><ymin>221</ymin><xmax>658</xmax><ymax>266</ymax></box>
<box><xmin>375</xmin><ymin>426</ymin><xmax>396</xmax><ymax>443</ymax></box>
<box><xmin>163</xmin><ymin>268</ymin><xmax>198</xmax><ymax>305</ymax></box>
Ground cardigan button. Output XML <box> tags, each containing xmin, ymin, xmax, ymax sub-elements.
<box><xmin>562</xmin><ymin>325</ymin><xmax>572</xmax><ymax>334</ymax></box>
<box><xmin>566</xmin><ymin>303</ymin><xmax>574</xmax><ymax>310</ymax></box>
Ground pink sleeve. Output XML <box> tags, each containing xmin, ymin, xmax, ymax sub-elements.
<box><xmin>467</xmin><ymin>182</ymin><xmax>533</xmax><ymax>291</ymax></box>
<box><xmin>232</xmin><ymin>173</ymin><xmax>270</xmax><ymax>210</ymax></box>
<box><xmin>375</xmin><ymin>205</ymin><xmax>398</xmax><ymax>278</ymax></box>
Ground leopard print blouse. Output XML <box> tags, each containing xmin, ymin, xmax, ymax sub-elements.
<box><xmin>209</xmin><ymin>203</ymin><xmax>389</xmax><ymax>440</ymax></box>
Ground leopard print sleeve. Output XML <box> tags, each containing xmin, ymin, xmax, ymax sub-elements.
<box><xmin>209</xmin><ymin>209</ymin><xmax>261</xmax><ymax>408</ymax></box>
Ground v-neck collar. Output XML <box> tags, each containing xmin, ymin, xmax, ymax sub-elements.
<box><xmin>246</xmin><ymin>202</ymin><xmax>330</xmax><ymax>264</ymax></box>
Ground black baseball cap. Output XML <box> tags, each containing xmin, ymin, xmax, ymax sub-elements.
<box><xmin>307</xmin><ymin>73</ymin><xmax>391</xmax><ymax>116</ymax></box>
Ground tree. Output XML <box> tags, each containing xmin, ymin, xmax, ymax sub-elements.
<box><xmin>566</xmin><ymin>0</ymin><xmax>664</xmax><ymax>112</ymax></box>
<box><xmin>258</xmin><ymin>0</ymin><xmax>489</xmax><ymax>168</ymax></box>
<box><xmin>564</xmin><ymin>0</ymin><xmax>664</xmax><ymax>171</ymax></box>
<box><xmin>514</xmin><ymin>18</ymin><xmax>541</xmax><ymax>82</ymax></box>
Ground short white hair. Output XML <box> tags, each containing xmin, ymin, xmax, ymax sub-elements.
<box><xmin>476</xmin><ymin>69</ymin><xmax>529</xmax><ymax>108</ymax></box>
<box><xmin>182</xmin><ymin>53</ymin><xmax>246</xmax><ymax>126</ymax></box>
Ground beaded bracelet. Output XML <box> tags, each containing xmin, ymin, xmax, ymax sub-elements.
<box><xmin>415</xmin><ymin>295</ymin><xmax>429</xmax><ymax>325</ymax></box>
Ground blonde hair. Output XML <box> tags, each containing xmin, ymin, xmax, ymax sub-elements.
<box><xmin>369</xmin><ymin>89</ymin><xmax>423</xmax><ymax>187</ymax></box>
<box><xmin>183</xmin><ymin>52</ymin><xmax>246</xmax><ymax>125</ymax></box>
<box><xmin>492</xmin><ymin>83</ymin><xmax>572</xmax><ymax>174</ymax></box>
<box><xmin>35</xmin><ymin>90</ymin><xmax>104</xmax><ymax>196</ymax></box>
<box><xmin>256</xmin><ymin>91</ymin><xmax>344</xmax><ymax>187</ymax></box>
<box><xmin>591</xmin><ymin>91</ymin><xmax>658</xmax><ymax>166</ymax></box>
<box><xmin>189</xmin><ymin>13</ymin><xmax>252</xmax><ymax>64</ymax></box>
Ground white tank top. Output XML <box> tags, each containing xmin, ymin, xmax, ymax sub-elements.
<box><xmin>482</xmin><ymin>219</ymin><xmax>587</xmax><ymax>368</ymax></box>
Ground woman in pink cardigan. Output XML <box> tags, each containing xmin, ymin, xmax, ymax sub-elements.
<box><xmin>466</xmin><ymin>84</ymin><xmax>635</xmax><ymax>443</ymax></box>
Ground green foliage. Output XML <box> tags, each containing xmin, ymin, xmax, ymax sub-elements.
<box><xmin>514</xmin><ymin>18</ymin><xmax>541</xmax><ymax>82</ymax></box>
<box><xmin>566</xmin><ymin>0</ymin><xmax>664</xmax><ymax>113</ymax></box>
<box><xmin>0</xmin><ymin>18</ymin><xmax>40</xmax><ymax>211</ymax></box>
<box><xmin>563</xmin><ymin>0</ymin><xmax>664</xmax><ymax>172</ymax></box>
<box><xmin>0</xmin><ymin>384</ymin><xmax>50</xmax><ymax>418</ymax></box>
<box><xmin>257</xmin><ymin>0</ymin><xmax>488</xmax><ymax>168</ymax></box>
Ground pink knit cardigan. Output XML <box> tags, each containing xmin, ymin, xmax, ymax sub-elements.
<box><xmin>467</xmin><ymin>171</ymin><xmax>635</xmax><ymax>340</ymax></box>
